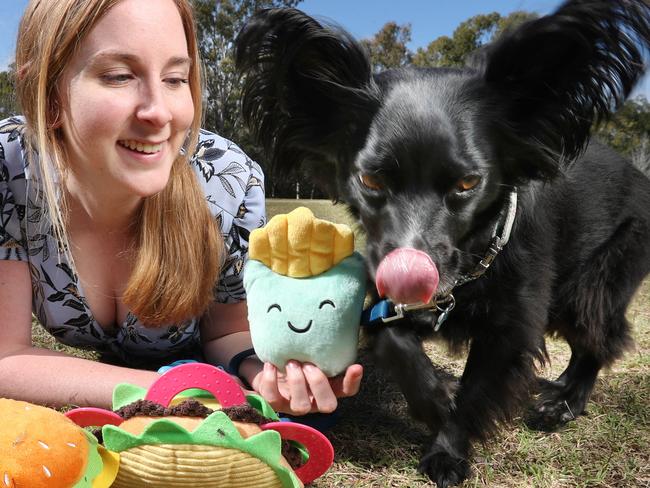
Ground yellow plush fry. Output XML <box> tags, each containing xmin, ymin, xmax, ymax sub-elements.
<box><xmin>249</xmin><ymin>207</ymin><xmax>354</xmax><ymax>277</ymax></box>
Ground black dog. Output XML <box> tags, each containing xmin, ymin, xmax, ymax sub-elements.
<box><xmin>235</xmin><ymin>1</ymin><xmax>650</xmax><ymax>486</ymax></box>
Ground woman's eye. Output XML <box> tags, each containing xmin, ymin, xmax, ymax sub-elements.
<box><xmin>165</xmin><ymin>77</ymin><xmax>189</xmax><ymax>87</ymax></box>
<box><xmin>455</xmin><ymin>174</ymin><xmax>481</xmax><ymax>192</ymax></box>
<box><xmin>101</xmin><ymin>73</ymin><xmax>133</xmax><ymax>85</ymax></box>
<box><xmin>359</xmin><ymin>173</ymin><xmax>383</xmax><ymax>191</ymax></box>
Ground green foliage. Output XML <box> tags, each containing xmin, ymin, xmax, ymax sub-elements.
<box><xmin>412</xmin><ymin>12</ymin><xmax>500</xmax><ymax>67</ymax></box>
<box><xmin>0</xmin><ymin>68</ymin><xmax>18</xmax><ymax>119</ymax></box>
<box><xmin>596</xmin><ymin>96</ymin><xmax>650</xmax><ymax>158</ymax></box>
<box><xmin>191</xmin><ymin>0</ymin><xmax>299</xmax><ymax>140</ymax></box>
<box><xmin>412</xmin><ymin>12</ymin><xmax>537</xmax><ymax>68</ymax></box>
<box><xmin>362</xmin><ymin>11</ymin><xmax>537</xmax><ymax>70</ymax></box>
<box><xmin>361</xmin><ymin>22</ymin><xmax>412</xmax><ymax>72</ymax></box>
<box><xmin>191</xmin><ymin>0</ymin><xmax>318</xmax><ymax>198</ymax></box>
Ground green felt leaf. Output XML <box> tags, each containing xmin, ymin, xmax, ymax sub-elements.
<box><xmin>72</xmin><ymin>430</ymin><xmax>103</xmax><ymax>487</ymax></box>
<box><xmin>112</xmin><ymin>383</ymin><xmax>147</xmax><ymax>410</ymax></box>
<box><xmin>246</xmin><ymin>393</ymin><xmax>280</xmax><ymax>421</ymax></box>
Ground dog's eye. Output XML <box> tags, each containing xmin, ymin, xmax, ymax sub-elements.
<box><xmin>455</xmin><ymin>175</ymin><xmax>481</xmax><ymax>192</ymax></box>
<box><xmin>359</xmin><ymin>173</ymin><xmax>383</xmax><ymax>191</ymax></box>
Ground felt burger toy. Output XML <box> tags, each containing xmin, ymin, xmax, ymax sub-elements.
<box><xmin>244</xmin><ymin>207</ymin><xmax>366</xmax><ymax>377</ymax></box>
<box><xmin>0</xmin><ymin>398</ymin><xmax>118</xmax><ymax>488</ymax></box>
<box><xmin>66</xmin><ymin>363</ymin><xmax>333</xmax><ymax>488</ymax></box>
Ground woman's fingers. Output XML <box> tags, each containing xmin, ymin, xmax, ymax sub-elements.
<box><xmin>257</xmin><ymin>362</ymin><xmax>284</xmax><ymax>410</ymax></box>
<box><xmin>330</xmin><ymin>364</ymin><xmax>363</xmax><ymax>398</ymax></box>
<box><xmin>285</xmin><ymin>361</ymin><xmax>312</xmax><ymax>415</ymax></box>
<box><xmin>256</xmin><ymin>361</ymin><xmax>363</xmax><ymax>415</ymax></box>
<box><xmin>302</xmin><ymin>363</ymin><xmax>337</xmax><ymax>413</ymax></box>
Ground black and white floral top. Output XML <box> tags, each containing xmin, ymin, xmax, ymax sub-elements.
<box><xmin>0</xmin><ymin>117</ymin><xmax>265</xmax><ymax>368</ymax></box>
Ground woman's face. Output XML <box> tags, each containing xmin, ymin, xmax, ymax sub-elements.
<box><xmin>58</xmin><ymin>0</ymin><xmax>195</xmax><ymax>201</ymax></box>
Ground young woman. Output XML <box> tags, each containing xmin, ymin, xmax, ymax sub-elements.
<box><xmin>0</xmin><ymin>0</ymin><xmax>362</xmax><ymax>414</ymax></box>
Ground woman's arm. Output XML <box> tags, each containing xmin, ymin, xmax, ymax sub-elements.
<box><xmin>0</xmin><ymin>260</ymin><xmax>159</xmax><ymax>409</ymax></box>
<box><xmin>200</xmin><ymin>299</ymin><xmax>363</xmax><ymax>415</ymax></box>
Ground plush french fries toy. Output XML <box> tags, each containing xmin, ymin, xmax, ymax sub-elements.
<box><xmin>244</xmin><ymin>207</ymin><xmax>366</xmax><ymax>377</ymax></box>
<box><xmin>66</xmin><ymin>363</ymin><xmax>334</xmax><ymax>488</ymax></box>
<box><xmin>0</xmin><ymin>398</ymin><xmax>118</xmax><ymax>488</ymax></box>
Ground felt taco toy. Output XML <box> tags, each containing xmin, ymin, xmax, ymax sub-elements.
<box><xmin>244</xmin><ymin>207</ymin><xmax>367</xmax><ymax>377</ymax></box>
<box><xmin>66</xmin><ymin>363</ymin><xmax>333</xmax><ymax>487</ymax></box>
<box><xmin>0</xmin><ymin>398</ymin><xmax>118</xmax><ymax>488</ymax></box>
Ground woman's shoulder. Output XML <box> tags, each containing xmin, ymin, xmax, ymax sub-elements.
<box><xmin>0</xmin><ymin>116</ymin><xmax>29</xmax><ymax>180</ymax></box>
<box><xmin>192</xmin><ymin>128</ymin><xmax>264</xmax><ymax>179</ymax></box>
<box><xmin>190</xmin><ymin>128</ymin><xmax>265</xmax><ymax>210</ymax></box>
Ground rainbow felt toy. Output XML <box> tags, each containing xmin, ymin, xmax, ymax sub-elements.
<box><xmin>244</xmin><ymin>207</ymin><xmax>367</xmax><ymax>377</ymax></box>
<box><xmin>66</xmin><ymin>363</ymin><xmax>334</xmax><ymax>488</ymax></box>
<box><xmin>0</xmin><ymin>398</ymin><xmax>118</xmax><ymax>488</ymax></box>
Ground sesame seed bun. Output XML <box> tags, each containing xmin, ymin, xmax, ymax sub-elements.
<box><xmin>0</xmin><ymin>399</ymin><xmax>90</xmax><ymax>488</ymax></box>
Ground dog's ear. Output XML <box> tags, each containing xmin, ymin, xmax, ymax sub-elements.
<box><xmin>477</xmin><ymin>0</ymin><xmax>649</xmax><ymax>179</ymax></box>
<box><xmin>235</xmin><ymin>8</ymin><xmax>378</xmax><ymax>197</ymax></box>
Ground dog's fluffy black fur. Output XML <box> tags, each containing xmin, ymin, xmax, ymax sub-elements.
<box><xmin>235</xmin><ymin>1</ymin><xmax>650</xmax><ymax>486</ymax></box>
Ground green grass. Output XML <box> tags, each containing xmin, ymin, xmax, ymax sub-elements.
<box><xmin>32</xmin><ymin>199</ymin><xmax>650</xmax><ymax>487</ymax></box>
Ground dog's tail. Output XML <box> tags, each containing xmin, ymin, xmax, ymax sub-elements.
<box><xmin>234</xmin><ymin>8</ymin><xmax>378</xmax><ymax>191</ymax></box>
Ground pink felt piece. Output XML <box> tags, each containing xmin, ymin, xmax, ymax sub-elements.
<box><xmin>375</xmin><ymin>247</ymin><xmax>440</xmax><ymax>304</ymax></box>
<box><xmin>65</xmin><ymin>407</ymin><xmax>124</xmax><ymax>427</ymax></box>
<box><xmin>261</xmin><ymin>421</ymin><xmax>334</xmax><ymax>484</ymax></box>
<box><xmin>145</xmin><ymin>363</ymin><xmax>246</xmax><ymax>407</ymax></box>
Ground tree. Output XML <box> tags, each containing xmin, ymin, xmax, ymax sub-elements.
<box><xmin>191</xmin><ymin>0</ymin><xmax>299</xmax><ymax>139</ymax></box>
<box><xmin>191</xmin><ymin>0</ymin><xmax>321</xmax><ymax>199</ymax></box>
<box><xmin>410</xmin><ymin>12</ymin><xmax>538</xmax><ymax>68</ymax></box>
<box><xmin>361</xmin><ymin>22</ymin><xmax>412</xmax><ymax>72</ymax></box>
<box><xmin>596</xmin><ymin>96</ymin><xmax>650</xmax><ymax>158</ymax></box>
<box><xmin>0</xmin><ymin>68</ymin><xmax>18</xmax><ymax>119</ymax></box>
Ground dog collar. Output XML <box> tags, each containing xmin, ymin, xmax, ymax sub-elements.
<box><xmin>361</xmin><ymin>188</ymin><xmax>518</xmax><ymax>329</ymax></box>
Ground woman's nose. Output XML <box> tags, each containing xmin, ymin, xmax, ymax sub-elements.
<box><xmin>136</xmin><ymin>83</ymin><xmax>173</xmax><ymax>127</ymax></box>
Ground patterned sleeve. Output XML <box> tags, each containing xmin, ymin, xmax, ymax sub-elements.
<box><xmin>0</xmin><ymin>118</ymin><xmax>29</xmax><ymax>261</ymax></box>
<box><xmin>191</xmin><ymin>129</ymin><xmax>266</xmax><ymax>303</ymax></box>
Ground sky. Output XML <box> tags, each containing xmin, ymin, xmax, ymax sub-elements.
<box><xmin>0</xmin><ymin>0</ymin><xmax>648</xmax><ymax>98</ymax></box>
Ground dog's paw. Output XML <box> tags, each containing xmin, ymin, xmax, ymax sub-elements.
<box><xmin>418</xmin><ymin>450</ymin><xmax>470</xmax><ymax>488</ymax></box>
<box><xmin>524</xmin><ymin>387</ymin><xmax>585</xmax><ymax>432</ymax></box>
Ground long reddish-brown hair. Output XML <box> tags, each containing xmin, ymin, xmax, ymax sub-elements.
<box><xmin>16</xmin><ymin>0</ymin><xmax>222</xmax><ymax>326</ymax></box>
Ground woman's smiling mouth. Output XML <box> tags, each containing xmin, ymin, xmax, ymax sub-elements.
<box><xmin>118</xmin><ymin>139</ymin><xmax>164</xmax><ymax>154</ymax></box>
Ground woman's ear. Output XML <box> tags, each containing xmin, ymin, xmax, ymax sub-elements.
<box><xmin>235</xmin><ymin>8</ymin><xmax>378</xmax><ymax>196</ymax></box>
<box><xmin>480</xmin><ymin>0</ymin><xmax>649</xmax><ymax>177</ymax></box>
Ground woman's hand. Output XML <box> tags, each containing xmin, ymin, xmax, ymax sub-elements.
<box><xmin>251</xmin><ymin>361</ymin><xmax>363</xmax><ymax>416</ymax></box>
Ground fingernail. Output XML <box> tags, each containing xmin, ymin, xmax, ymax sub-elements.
<box><xmin>303</xmin><ymin>363</ymin><xmax>315</xmax><ymax>372</ymax></box>
<box><xmin>286</xmin><ymin>361</ymin><xmax>298</xmax><ymax>370</ymax></box>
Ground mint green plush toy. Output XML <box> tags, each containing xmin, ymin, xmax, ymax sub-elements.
<box><xmin>244</xmin><ymin>207</ymin><xmax>366</xmax><ymax>377</ymax></box>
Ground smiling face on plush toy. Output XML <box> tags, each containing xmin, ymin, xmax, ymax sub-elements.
<box><xmin>244</xmin><ymin>253</ymin><xmax>366</xmax><ymax>377</ymax></box>
<box><xmin>268</xmin><ymin>296</ymin><xmax>336</xmax><ymax>334</ymax></box>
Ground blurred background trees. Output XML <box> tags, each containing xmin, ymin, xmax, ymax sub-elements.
<box><xmin>0</xmin><ymin>67</ymin><xmax>17</xmax><ymax>120</ymax></box>
<box><xmin>1</xmin><ymin>4</ymin><xmax>647</xmax><ymax>196</ymax></box>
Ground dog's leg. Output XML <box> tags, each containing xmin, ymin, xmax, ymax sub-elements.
<box><xmin>528</xmin><ymin>217</ymin><xmax>649</xmax><ymax>431</ymax></box>
<box><xmin>419</xmin><ymin>330</ymin><xmax>539</xmax><ymax>487</ymax></box>
<box><xmin>526</xmin><ymin>348</ymin><xmax>602</xmax><ymax>431</ymax></box>
<box><xmin>369</xmin><ymin>324</ymin><xmax>455</xmax><ymax>432</ymax></box>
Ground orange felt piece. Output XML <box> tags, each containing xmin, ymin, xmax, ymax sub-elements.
<box><xmin>0</xmin><ymin>399</ymin><xmax>89</xmax><ymax>488</ymax></box>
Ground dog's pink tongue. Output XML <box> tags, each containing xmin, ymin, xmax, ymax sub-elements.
<box><xmin>375</xmin><ymin>248</ymin><xmax>439</xmax><ymax>304</ymax></box>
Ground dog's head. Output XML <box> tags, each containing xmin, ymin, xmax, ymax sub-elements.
<box><xmin>235</xmin><ymin>1</ymin><xmax>650</xmax><ymax>302</ymax></box>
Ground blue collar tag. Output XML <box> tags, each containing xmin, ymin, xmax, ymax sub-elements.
<box><xmin>361</xmin><ymin>300</ymin><xmax>395</xmax><ymax>326</ymax></box>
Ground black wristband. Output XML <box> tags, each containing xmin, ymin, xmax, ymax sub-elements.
<box><xmin>227</xmin><ymin>347</ymin><xmax>257</xmax><ymax>388</ymax></box>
